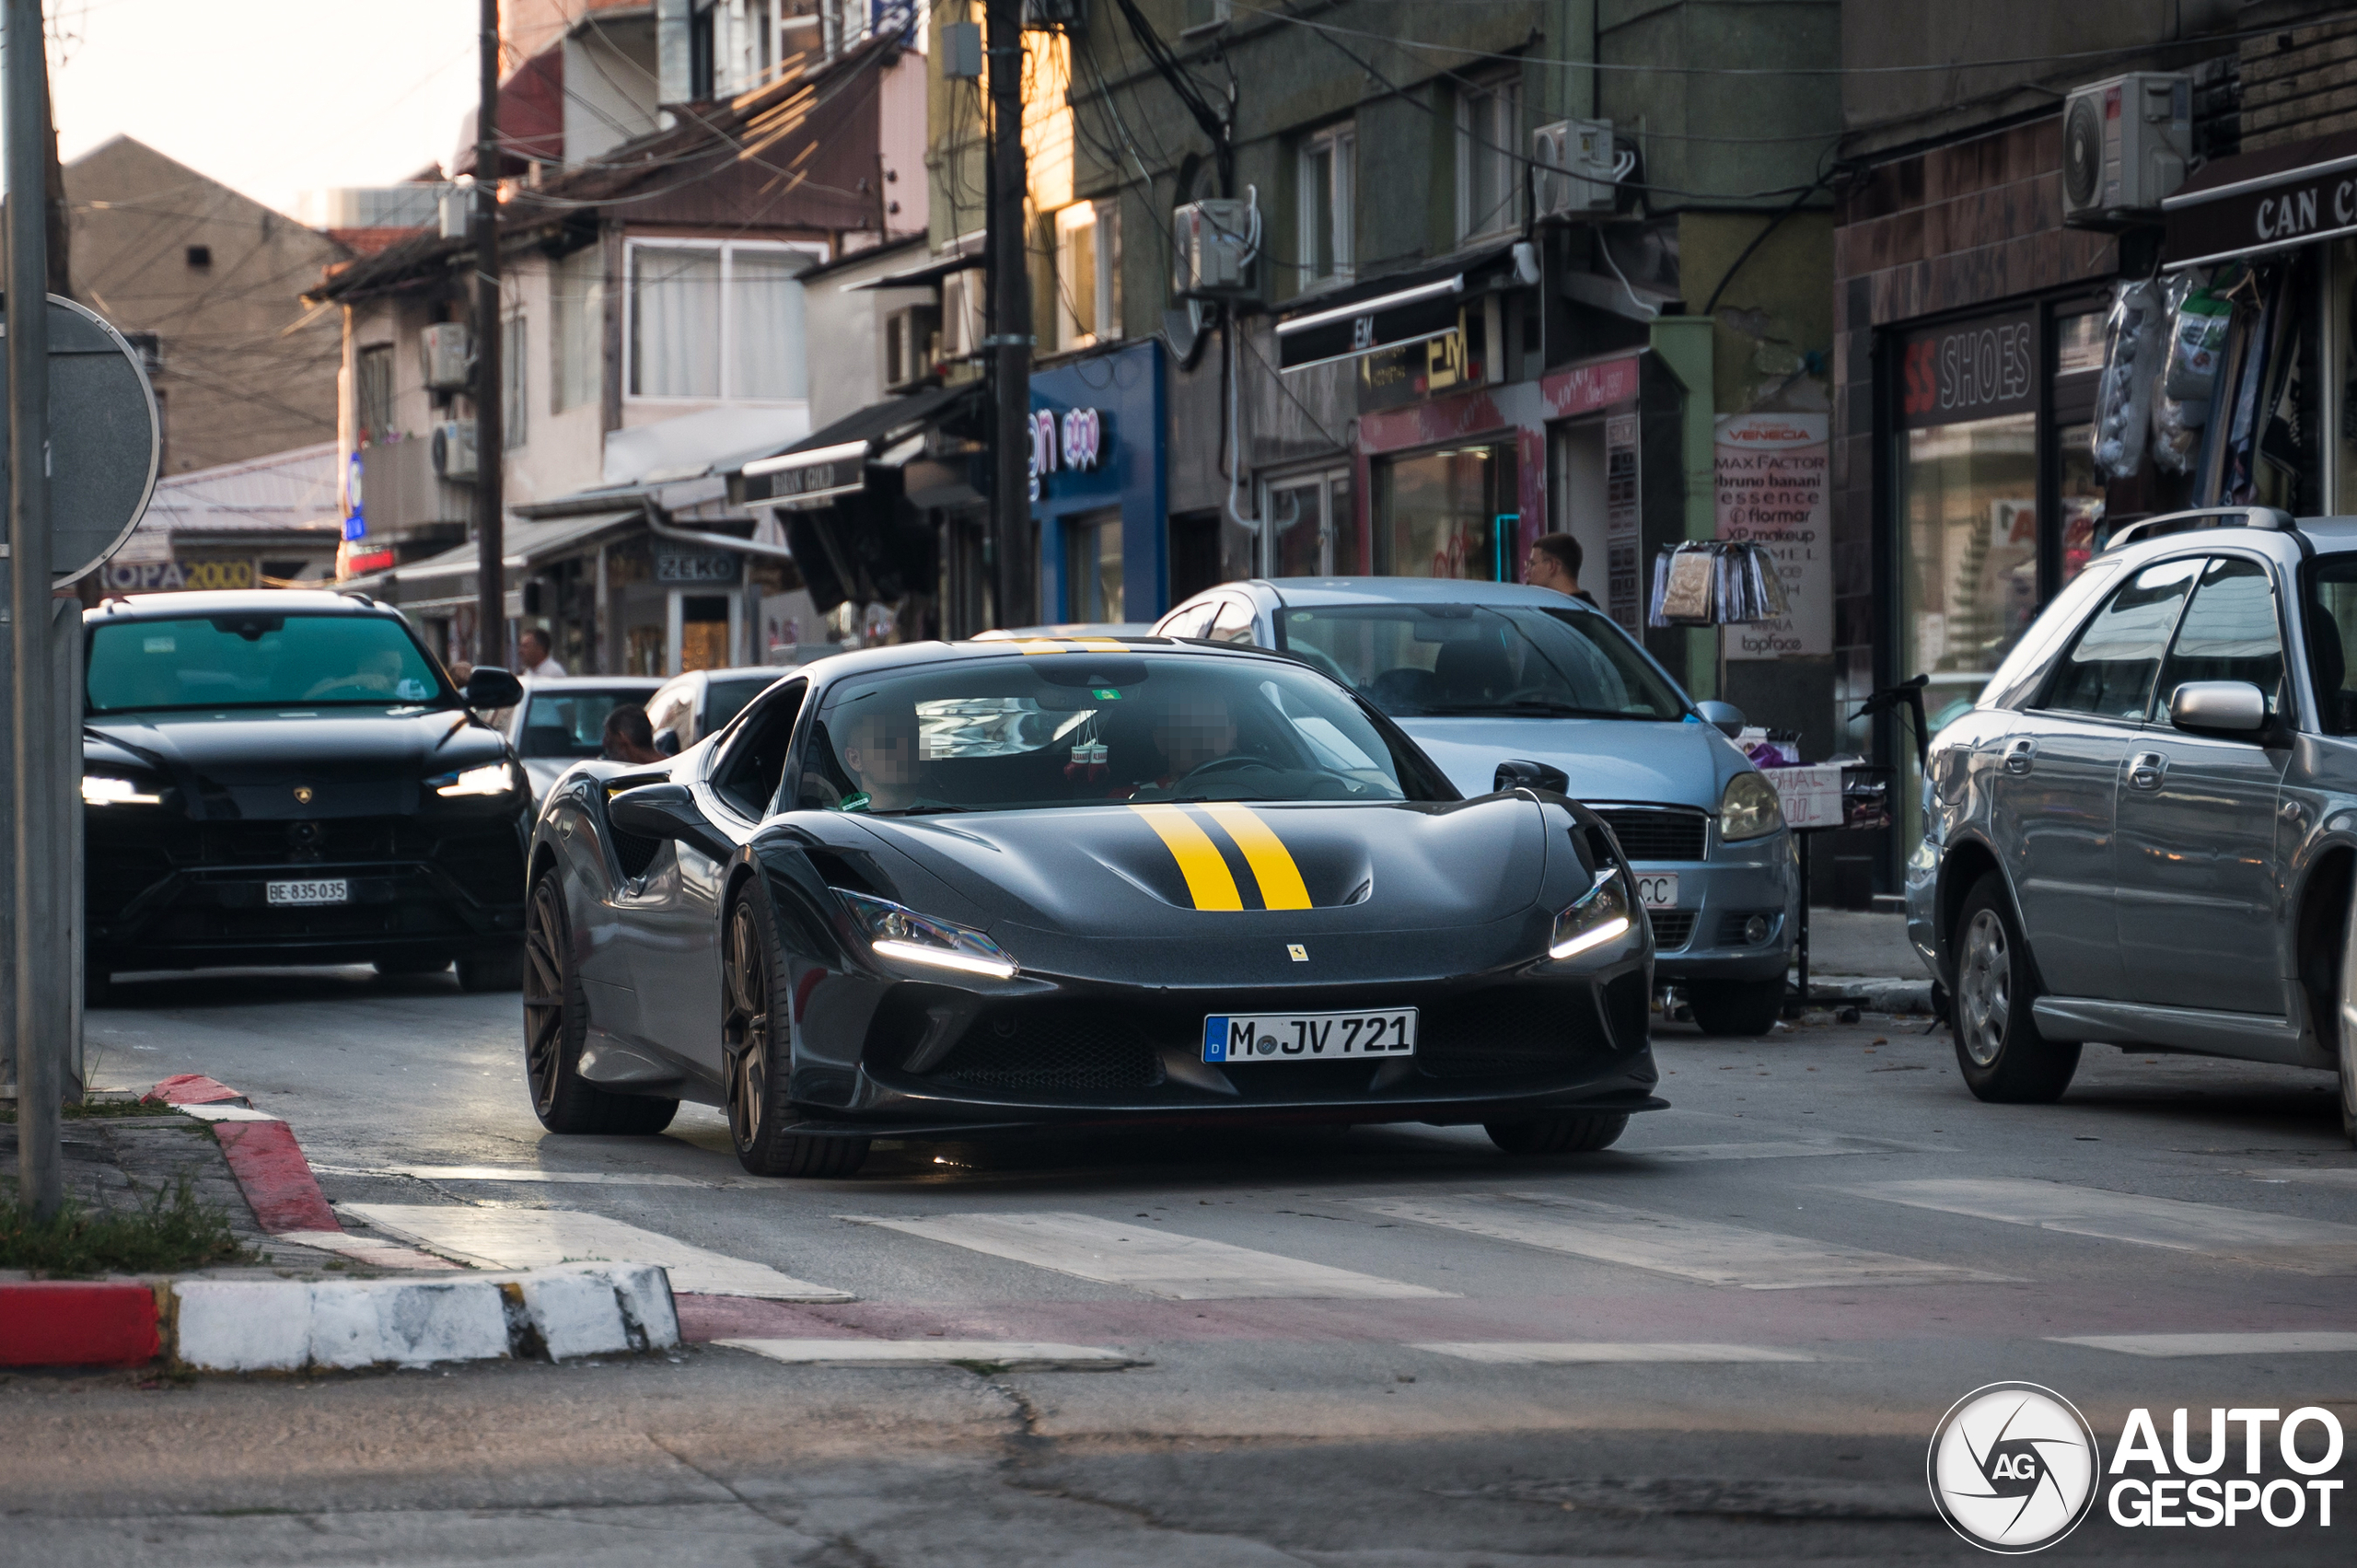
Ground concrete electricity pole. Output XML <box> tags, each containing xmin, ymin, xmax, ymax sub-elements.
<box><xmin>984</xmin><ymin>0</ymin><xmax>1032</xmax><ymax>630</ymax></box>
<box><xmin>473</xmin><ymin>0</ymin><xmax>505</xmax><ymax>668</ymax></box>
<box><xmin>6</xmin><ymin>0</ymin><xmax>61</xmax><ymax>1218</ymax></box>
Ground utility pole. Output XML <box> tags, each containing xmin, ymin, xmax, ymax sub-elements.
<box><xmin>6</xmin><ymin>0</ymin><xmax>62</xmax><ymax>1218</ymax></box>
<box><xmin>472</xmin><ymin>0</ymin><xmax>505</xmax><ymax>668</ymax></box>
<box><xmin>983</xmin><ymin>0</ymin><xmax>1032</xmax><ymax>630</ymax></box>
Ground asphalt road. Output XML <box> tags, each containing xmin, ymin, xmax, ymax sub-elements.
<box><xmin>8</xmin><ymin>964</ymin><xmax>2354</xmax><ymax>1565</ymax></box>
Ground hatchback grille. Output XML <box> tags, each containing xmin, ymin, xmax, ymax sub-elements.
<box><xmin>934</xmin><ymin>1005</ymin><xmax>1167</xmax><ymax>1095</ymax></box>
<box><xmin>1419</xmin><ymin>986</ymin><xmax>1598</xmax><ymax>1079</ymax></box>
<box><xmin>1595</xmin><ymin>807</ymin><xmax>1708</xmax><ymax>862</ymax></box>
<box><xmin>1646</xmin><ymin>910</ymin><xmax>1698</xmax><ymax>950</ymax></box>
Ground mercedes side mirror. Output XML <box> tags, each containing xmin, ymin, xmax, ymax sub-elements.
<box><xmin>1495</xmin><ymin>759</ymin><xmax>1571</xmax><ymax>795</ymax></box>
<box><xmin>463</xmin><ymin>666</ymin><xmax>524</xmax><ymax>710</ymax></box>
<box><xmin>607</xmin><ymin>782</ymin><xmax>733</xmax><ymax>863</ymax></box>
<box><xmin>2167</xmin><ymin>679</ymin><xmax>2268</xmax><ymax>737</ymax></box>
<box><xmin>1695</xmin><ymin>699</ymin><xmax>1746</xmax><ymax>738</ymax></box>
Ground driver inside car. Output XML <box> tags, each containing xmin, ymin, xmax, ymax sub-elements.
<box><xmin>836</xmin><ymin>705</ymin><xmax>925</xmax><ymax>813</ymax></box>
<box><xmin>303</xmin><ymin>645</ymin><xmax>407</xmax><ymax>701</ymax></box>
<box><xmin>1131</xmin><ymin>693</ymin><xmax>1240</xmax><ymax>796</ymax></box>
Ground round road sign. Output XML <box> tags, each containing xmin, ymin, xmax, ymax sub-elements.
<box><xmin>0</xmin><ymin>292</ymin><xmax>162</xmax><ymax>581</ymax></box>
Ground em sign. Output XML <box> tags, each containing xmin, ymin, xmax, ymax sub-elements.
<box><xmin>0</xmin><ymin>293</ymin><xmax>162</xmax><ymax>579</ymax></box>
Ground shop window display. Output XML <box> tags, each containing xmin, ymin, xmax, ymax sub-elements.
<box><xmin>1375</xmin><ymin>444</ymin><xmax>1516</xmax><ymax>581</ymax></box>
<box><xmin>1902</xmin><ymin>412</ymin><xmax>2039</xmax><ymax>731</ymax></box>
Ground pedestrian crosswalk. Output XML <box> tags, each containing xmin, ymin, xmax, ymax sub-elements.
<box><xmin>342</xmin><ymin>1203</ymin><xmax>853</xmax><ymax>1301</ymax></box>
<box><xmin>1852</xmin><ymin>1177</ymin><xmax>2357</xmax><ymax>1273</ymax></box>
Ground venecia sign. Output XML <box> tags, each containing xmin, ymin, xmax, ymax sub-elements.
<box><xmin>1028</xmin><ymin>406</ymin><xmax>1107</xmax><ymax>496</ymax></box>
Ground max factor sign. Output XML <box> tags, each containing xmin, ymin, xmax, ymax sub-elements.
<box><xmin>2165</xmin><ymin>145</ymin><xmax>2357</xmax><ymax>268</ymax></box>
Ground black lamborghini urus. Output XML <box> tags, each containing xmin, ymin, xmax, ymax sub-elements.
<box><xmin>81</xmin><ymin>591</ymin><xmax>529</xmax><ymax>997</ymax></box>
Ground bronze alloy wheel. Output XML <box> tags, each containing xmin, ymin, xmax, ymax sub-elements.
<box><xmin>723</xmin><ymin>898</ymin><xmax>771</xmax><ymax>1152</ymax></box>
<box><xmin>1956</xmin><ymin>905</ymin><xmax>2010</xmax><ymax>1069</ymax></box>
<box><xmin>522</xmin><ymin>870</ymin><xmax>679</xmax><ymax>1136</ymax></box>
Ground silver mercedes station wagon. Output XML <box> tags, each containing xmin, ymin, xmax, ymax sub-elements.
<box><xmin>1907</xmin><ymin>505</ymin><xmax>2357</xmax><ymax>1144</ymax></box>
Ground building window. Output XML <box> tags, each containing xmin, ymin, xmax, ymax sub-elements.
<box><xmin>1457</xmin><ymin>74</ymin><xmax>1523</xmax><ymax>240</ymax></box>
<box><xmin>1056</xmin><ymin>201</ymin><xmax>1121</xmax><ymax>351</ymax></box>
<box><xmin>551</xmin><ymin>246</ymin><xmax>605</xmax><ymax>414</ymax></box>
<box><xmin>185</xmin><ymin>244</ymin><xmax>212</xmax><ymax>270</ymax></box>
<box><xmin>503</xmin><ymin>313</ymin><xmax>528</xmax><ymax>449</ymax></box>
<box><xmin>355</xmin><ymin>343</ymin><xmax>395</xmax><ymax>445</ymax></box>
<box><xmin>1262</xmin><ymin>469</ymin><xmax>1354</xmax><ymax>575</ymax></box>
<box><xmin>626</xmin><ymin>239</ymin><xmax>822</xmax><ymax>401</ymax></box>
<box><xmin>1297</xmin><ymin>124</ymin><xmax>1354</xmax><ymax>285</ymax></box>
<box><xmin>1374</xmin><ymin>443</ymin><xmax>1517</xmax><ymax>580</ymax></box>
<box><xmin>1063</xmin><ymin>511</ymin><xmax>1124</xmax><ymax>621</ymax></box>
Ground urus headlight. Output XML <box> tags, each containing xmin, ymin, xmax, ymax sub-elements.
<box><xmin>1718</xmin><ymin>771</ymin><xmax>1784</xmax><ymax>843</ymax></box>
<box><xmin>82</xmin><ymin>772</ymin><xmax>164</xmax><ymax>807</ymax></box>
<box><xmin>432</xmin><ymin>761</ymin><xmax>519</xmax><ymax>798</ymax></box>
<box><xmin>1550</xmin><ymin>867</ymin><xmax>1635</xmax><ymax>960</ymax></box>
<box><xmin>837</xmin><ymin>890</ymin><xmax>1018</xmax><ymax>980</ymax></box>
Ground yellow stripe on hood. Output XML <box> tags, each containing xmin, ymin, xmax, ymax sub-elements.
<box><xmin>1201</xmin><ymin>803</ymin><xmax>1312</xmax><ymax>911</ymax></box>
<box><xmin>1127</xmin><ymin>803</ymin><xmax>1243</xmax><ymax>910</ymax></box>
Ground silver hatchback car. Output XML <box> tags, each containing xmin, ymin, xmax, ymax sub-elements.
<box><xmin>1907</xmin><ymin>506</ymin><xmax>2357</xmax><ymax>1144</ymax></box>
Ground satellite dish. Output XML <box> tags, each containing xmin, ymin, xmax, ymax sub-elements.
<box><xmin>0</xmin><ymin>293</ymin><xmax>163</xmax><ymax>582</ymax></box>
<box><xmin>1162</xmin><ymin>298</ymin><xmax>1216</xmax><ymax>371</ymax></box>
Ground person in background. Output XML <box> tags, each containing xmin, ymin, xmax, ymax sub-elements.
<box><xmin>1525</xmin><ymin>532</ymin><xmax>1599</xmax><ymax>608</ymax></box>
<box><xmin>519</xmin><ymin>627</ymin><xmax>567</xmax><ymax>679</ymax></box>
<box><xmin>448</xmin><ymin>657</ymin><xmax>475</xmax><ymax>690</ymax></box>
<box><xmin>601</xmin><ymin>704</ymin><xmax>666</xmax><ymax>766</ymax></box>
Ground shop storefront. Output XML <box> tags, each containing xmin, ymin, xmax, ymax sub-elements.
<box><xmin>1030</xmin><ymin>338</ymin><xmax>1167</xmax><ymax>626</ymax></box>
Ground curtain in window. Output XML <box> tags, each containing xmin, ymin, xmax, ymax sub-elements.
<box><xmin>631</xmin><ymin>246</ymin><xmax>722</xmax><ymax>398</ymax></box>
<box><xmin>729</xmin><ymin>249</ymin><xmax>807</xmax><ymax>401</ymax></box>
<box><xmin>552</xmin><ymin>247</ymin><xmax>605</xmax><ymax>413</ymax></box>
<box><xmin>503</xmin><ymin>313</ymin><xmax>528</xmax><ymax>448</ymax></box>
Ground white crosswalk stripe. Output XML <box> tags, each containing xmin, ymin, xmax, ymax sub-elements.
<box><xmin>317</xmin><ymin>1163</ymin><xmax>740</xmax><ymax>1190</ymax></box>
<box><xmin>718</xmin><ymin>1340</ymin><xmax>1144</xmax><ymax>1370</ymax></box>
<box><xmin>1614</xmin><ymin>1136</ymin><xmax>1952</xmax><ymax>1163</ymax></box>
<box><xmin>1362</xmin><ymin>1193</ymin><xmax>2013</xmax><ymax>1289</ymax></box>
<box><xmin>2246</xmin><ymin>1167</ymin><xmax>2357</xmax><ymax>1190</ymax></box>
<box><xmin>1852</xmin><ymin>1179</ymin><xmax>2357</xmax><ymax>1273</ymax></box>
<box><xmin>342</xmin><ymin>1203</ymin><xmax>853</xmax><ymax>1301</ymax></box>
<box><xmin>842</xmin><ymin>1211</ymin><xmax>1453</xmax><ymax>1300</ymax></box>
<box><xmin>2052</xmin><ymin>1331</ymin><xmax>2357</xmax><ymax>1357</ymax></box>
<box><xmin>1412</xmin><ymin>1342</ymin><xmax>1829</xmax><ymax>1365</ymax></box>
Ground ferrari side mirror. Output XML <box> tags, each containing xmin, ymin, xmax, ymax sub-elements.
<box><xmin>608</xmin><ymin>782</ymin><xmax>733</xmax><ymax>863</ymax></box>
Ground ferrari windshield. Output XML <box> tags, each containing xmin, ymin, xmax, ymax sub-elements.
<box><xmin>1279</xmin><ymin>602</ymin><xmax>1686</xmax><ymax>720</ymax></box>
<box><xmin>797</xmin><ymin>652</ymin><xmax>1445</xmax><ymax>814</ymax></box>
<box><xmin>87</xmin><ymin>614</ymin><xmax>448</xmax><ymax>714</ymax></box>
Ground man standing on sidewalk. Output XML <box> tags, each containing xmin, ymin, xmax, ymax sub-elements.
<box><xmin>1524</xmin><ymin>533</ymin><xmax>1599</xmax><ymax>609</ymax></box>
<box><xmin>519</xmin><ymin>628</ymin><xmax>567</xmax><ymax>679</ymax></box>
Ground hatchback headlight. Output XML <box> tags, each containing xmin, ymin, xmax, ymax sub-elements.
<box><xmin>82</xmin><ymin>772</ymin><xmax>163</xmax><ymax>807</ymax></box>
<box><xmin>1718</xmin><ymin>771</ymin><xmax>1784</xmax><ymax>842</ymax></box>
<box><xmin>837</xmin><ymin>890</ymin><xmax>1018</xmax><ymax>980</ymax></box>
<box><xmin>431</xmin><ymin>761</ymin><xmax>518</xmax><ymax>798</ymax></box>
<box><xmin>1550</xmin><ymin>867</ymin><xmax>1635</xmax><ymax>960</ymax></box>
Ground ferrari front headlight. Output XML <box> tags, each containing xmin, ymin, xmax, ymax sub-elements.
<box><xmin>837</xmin><ymin>890</ymin><xmax>1018</xmax><ymax>980</ymax></box>
<box><xmin>1718</xmin><ymin>771</ymin><xmax>1784</xmax><ymax>843</ymax></box>
<box><xmin>1550</xmin><ymin>867</ymin><xmax>1635</xmax><ymax>960</ymax></box>
<box><xmin>82</xmin><ymin>772</ymin><xmax>163</xmax><ymax>807</ymax></box>
<box><xmin>432</xmin><ymin>761</ymin><xmax>518</xmax><ymax>798</ymax></box>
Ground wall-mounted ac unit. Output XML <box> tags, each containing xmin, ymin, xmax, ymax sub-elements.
<box><xmin>1532</xmin><ymin>120</ymin><xmax>1625</xmax><ymax>218</ymax></box>
<box><xmin>884</xmin><ymin>304</ymin><xmax>942</xmax><ymax>391</ymax></box>
<box><xmin>431</xmin><ymin>420</ymin><xmax>478</xmax><ymax>482</ymax></box>
<box><xmin>421</xmin><ymin>323</ymin><xmax>473</xmax><ymax>391</ymax></box>
<box><xmin>939</xmin><ymin>268</ymin><xmax>984</xmax><ymax>360</ymax></box>
<box><xmin>2062</xmin><ymin>73</ymin><xmax>2191</xmax><ymax>226</ymax></box>
<box><xmin>1172</xmin><ymin>199</ymin><xmax>1257</xmax><ymax>297</ymax></box>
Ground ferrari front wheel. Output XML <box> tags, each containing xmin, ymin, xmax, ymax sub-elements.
<box><xmin>524</xmin><ymin>871</ymin><xmax>678</xmax><ymax>1135</ymax></box>
<box><xmin>1484</xmin><ymin>1112</ymin><xmax>1629</xmax><ymax>1155</ymax></box>
<box><xmin>722</xmin><ymin>889</ymin><xmax>870</xmax><ymax>1179</ymax></box>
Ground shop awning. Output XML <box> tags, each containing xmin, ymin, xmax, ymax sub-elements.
<box><xmin>2164</xmin><ymin>129</ymin><xmax>2357</xmax><ymax>269</ymax></box>
<box><xmin>343</xmin><ymin>509</ymin><xmax>643</xmax><ymax>609</ymax></box>
<box><xmin>1272</xmin><ymin>238</ymin><xmax>1531</xmax><ymax>374</ymax></box>
<box><xmin>844</xmin><ymin>244</ymin><xmax>985</xmax><ymax>292</ymax></box>
<box><xmin>731</xmin><ymin>383</ymin><xmax>985</xmax><ymax>510</ymax></box>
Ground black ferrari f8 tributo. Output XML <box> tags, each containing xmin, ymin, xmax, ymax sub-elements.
<box><xmin>523</xmin><ymin>636</ymin><xmax>1664</xmax><ymax>1177</ymax></box>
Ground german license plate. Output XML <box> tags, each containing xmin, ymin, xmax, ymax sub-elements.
<box><xmin>266</xmin><ymin>878</ymin><xmax>349</xmax><ymax>907</ymax></box>
<box><xmin>1633</xmin><ymin>872</ymin><xmax>1678</xmax><ymax>910</ymax></box>
<box><xmin>1203</xmin><ymin>1008</ymin><xmax>1417</xmax><ymax>1063</ymax></box>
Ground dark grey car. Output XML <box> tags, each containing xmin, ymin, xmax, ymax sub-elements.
<box><xmin>1907</xmin><ymin>506</ymin><xmax>2357</xmax><ymax>1144</ymax></box>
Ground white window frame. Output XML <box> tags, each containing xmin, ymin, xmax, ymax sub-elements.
<box><xmin>1457</xmin><ymin>72</ymin><xmax>1523</xmax><ymax>241</ymax></box>
<box><xmin>623</xmin><ymin>237</ymin><xmax>829</xmax><ymax>405</ymax></box>
<box><xmin>1296</xmin><ymin>123</ymin><xmax>1355</xmax><ymax>287</ymax></box>
<box><xmin>1055</xmin><ymin>201</ymin><xmax>1121</xmax><ymax>352</ymax></box>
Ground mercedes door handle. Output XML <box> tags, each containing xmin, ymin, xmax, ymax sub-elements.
<box><xmin>2128</xmin><ymin>751</ymin><xmax>2168</xmax><ymax>791</ymax></box>
<box><xmin>2003</xmin><ymin>739</ymin><xmax>2037</xmax><ymax>775</ymax></box>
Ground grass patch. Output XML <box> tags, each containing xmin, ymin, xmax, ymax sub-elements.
<box><xmin>0</xmin><ymin>1176</ymin><xmax>251</xmax><ymax>1275</ymax></box>
<box><xmin>0</xmin><ymin>1098</ymin><xmax>190</xmax><ymax>1123</ymax></box>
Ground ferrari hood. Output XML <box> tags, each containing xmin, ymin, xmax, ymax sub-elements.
<box><xmin>86</xmin><ymin>706</ymin><xmax>504</xmax><ymax>819</ymax></box>
<box><xmin>844</xmin><ymin>795</ymin><xmax>1549</xmax><ymax>938</ymax></box>
<box><xmin>1392</xmin><ymin>714</ymin><xmax>1736</xmax><ymax>811</ymax></box>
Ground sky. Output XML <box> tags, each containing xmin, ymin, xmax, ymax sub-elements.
<box><xmin>40</xmin><ymin>0</ymin><xmax>483</xmax><ymax>216</ymax></box>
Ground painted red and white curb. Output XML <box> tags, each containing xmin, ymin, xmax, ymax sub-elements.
<box><xmin>0</xmin><ymin>1076</ymin><xmax>681</xmax><ymax>1372</ymax></box>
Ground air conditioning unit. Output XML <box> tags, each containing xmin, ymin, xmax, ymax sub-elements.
<box><xmin>1532</xmin><ymin>120</ymin><xmax>1623</xmax><ymax>217</ymax></box>
<box><xmin>2062</xmin><ymin>73</ymin><xmax>2191</xmax><ymax>226</ymax></box>
<box><xmin>431</xmin><ymin>420</ymin><xmax>478</xmax><ymax>482</ymax></box>
<box><xmin>1172</xmin><ymin>199</ymin><xmax>1257</xmax><ymax>298</ymax></box>
<box><xmin>420</xmin><ymin>322</ymin><xmax>473</xmax><ymax>390</ymax></box>
<box><xmin>884</xmin><ymin>303</ymin><xmax>942</xmax><ymax>391</ymax></box>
